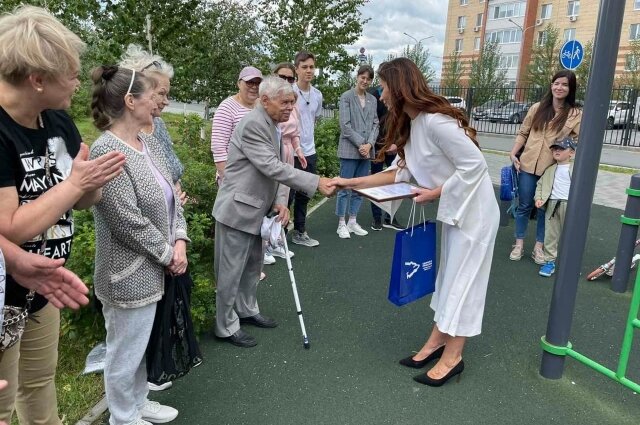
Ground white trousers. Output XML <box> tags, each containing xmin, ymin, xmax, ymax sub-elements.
<box><xmin>103</xmin><ymin>302</ymin><xmax>156</xmax><ymax>425</ymax></box>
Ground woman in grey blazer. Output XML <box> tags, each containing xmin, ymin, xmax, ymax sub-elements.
<box><xmin>89</xmin><ymin>66</ymin><xmax>188</xmax><ymax>425</ymax></box>
<box><xmin>336</xmin><ymin>65</ymin><xmax>379</xmax><ymax>239</ymax></box>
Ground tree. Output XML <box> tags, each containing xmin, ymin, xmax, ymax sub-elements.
<box><xmin>0</xmin><ymin>0</ymin><xmax>100</xmax><ymax>40</ymax></box>
<box><xmin>574</xmin><ymin>39</ymin><xmax>593</xmax><ymax>100</ymax></box>
<box><xmin>441</xmin><ymin>51</ymin><xmax>464</xmax><ymax>96</ymax></box>
<box><xmin>525</xmin><ymin>24</ymin><xmax>561</xmax><ymax>88</ymax></box>
<box><xmin>93</xmin><ymin>0</ymin><xmax>265</xmax><ymax>104</ymax></box>
<box><xmin>258</xmin><ymin>0</ymin><xmax>370</xmax><ymax>98</ymax></box>
<box><xmin>468</xmin><ymin>41</ymin><xmax>507</xmax><ymax>106</ymax></box>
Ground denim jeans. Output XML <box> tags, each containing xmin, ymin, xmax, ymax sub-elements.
<box><xmin>336</xmin><ymin>158</ymin><xmax>370</xmax><ymax>217</ymax></box>
<box><xmin>370</xmin><ymin>153</ymin><xmax>396</xmax><ymax>220</ymax></box>
<box><xmin>515</xmin><ymin>170</ymin><xmax>545</xmax><ymax>242</ymax></box>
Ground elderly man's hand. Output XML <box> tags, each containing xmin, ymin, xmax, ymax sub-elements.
<box><xmin>9</xmin><ymin>253</ymin><xmax>89</xmax><ymax>309</ymax></box>
<box><xmin>272</xmin><ymin>204</ymin><xmax>290</xmax><ymax>226</ymax></box>
<box><xmin>318</xmin><ymin>177</ymin><xmax>337</xmax><ymax>197</ymax></box>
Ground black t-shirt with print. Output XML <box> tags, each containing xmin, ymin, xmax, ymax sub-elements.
<box><xmin>0</xmin><ymin>107</ymin><xmax>81</xmax><ymax>313</ymax></box>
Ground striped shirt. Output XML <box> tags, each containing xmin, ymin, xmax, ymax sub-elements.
<box><xmin>211</xmin><ymin>96</ymin><xmax>252</xmax><ymax>163</ymax></box>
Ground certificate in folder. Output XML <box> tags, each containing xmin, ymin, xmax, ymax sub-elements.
<box><xmin>354</xmin><ymin>182</ymin><xmax>420</xmax><ymax>202</ymax></box>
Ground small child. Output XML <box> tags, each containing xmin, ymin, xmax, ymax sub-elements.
<box><xmin>534</xmin><ymin>136</ymin><xmax>576</xmax><ymax>277</ymax></box>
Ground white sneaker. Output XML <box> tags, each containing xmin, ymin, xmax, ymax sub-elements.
<box><xmin>148</xmin><ymin>381</ymin><xmax>172</xmax><ymax>391</ymax></box>
<box><xmin>347</xmin><ymin>221</ymin><xmax>368</xmax><ymax>236</ymax></box>
<box><xmin>271</xmin><ymin>245</ymin><xmax>294</xmax><ymax>259</ymax></box>
<box><xmin>125</xmin><ymin>419</ymin><xmax>152</xmax><ymax>425</ymax></box>
<box><xmin>263</xmin><ymin>252</ymin><xmax>276</xmax><ymax>265</ymax></box>
<box><xmin>337</xmin><ymin>223</ymin><xmax>351</xmax><ymax>239</ymax></box>
<box><xmin>140</xmin><ymin>400</ymin><xmax>178</xmax><ymax>423</ymax></box>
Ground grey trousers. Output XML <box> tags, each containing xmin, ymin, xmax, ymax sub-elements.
<box><xmin>214</xmin><ymin>221</ymin><xmax>261</xmax><ymax>337</ymax></box>
<box><xmin>543</xmin><ymin>199</ymin><xmax>568</xmax><ymax>263</ymax></box>
<box><xmin>103</xmin><ymin>302</ymin><xmax>156</xmax><ymax>425</ymax></box>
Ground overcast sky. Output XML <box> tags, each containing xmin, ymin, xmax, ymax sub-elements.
<box><xmin>346</xmin><ymin>0</ymin><xmax>448</xmax><ymax>79</ymax></box>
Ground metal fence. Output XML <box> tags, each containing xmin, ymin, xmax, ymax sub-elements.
<box><xmin>428</xmin><ymin>86</ymin><xmax>640</xmax><ymax>148</ymax></box>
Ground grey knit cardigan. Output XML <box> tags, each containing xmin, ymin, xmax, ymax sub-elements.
<box><xmin>89</xmin><ymin>131</ymin><xmax>189</xmax><ymax>309</ymax></box>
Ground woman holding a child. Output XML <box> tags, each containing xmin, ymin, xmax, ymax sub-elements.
<box><xmin>508</xmin><ymin>70</ymin><xmax>582</xmax><ymax>264</ymax></box>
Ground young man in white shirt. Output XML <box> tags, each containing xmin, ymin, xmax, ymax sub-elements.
<box><xmin>290</xmin><ymin>51</ymin><xmax>324</xmax><ymax>247</ymax></box>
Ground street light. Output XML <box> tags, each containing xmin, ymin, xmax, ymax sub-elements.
<box><xmin>507</xmin><ymin>18</ymin><xmax>540</xmax><ymax>91</ymax></box>
<box><xmin>403</xmin><ymin>32</ymin><xmax>434</xmax><ymax>45</ymax></box>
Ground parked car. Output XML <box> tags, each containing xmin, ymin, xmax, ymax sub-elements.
<box><xmin>472</xmin><ymin>100</ymin><xmax>514</xmax><ymax>120</ymax></box>
<box><xmin>606</xmin><ymin>100</ymin><xmax>640</xmax><ymax>129</ymax></box>
<box><xmin>444</xmin><ymin>96</ymin><xmax>466</xmax><ymax>111</ymax></box>
<box><xmin>488</xmin><ymin>102</ymin><xmax>532</xmax><ymax>124</ymax></box>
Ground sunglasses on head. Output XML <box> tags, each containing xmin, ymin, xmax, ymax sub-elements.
<box><xmin>277</xmin><ymin>74</ymin><xmax>296</xmax><ymax>84</ymax></box>
<box><xmin>142</xmin><ymin>60</ymin><xmax>162</xmax><ymax>71</ymax></box>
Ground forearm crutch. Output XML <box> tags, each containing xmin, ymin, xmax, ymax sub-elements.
<box><xmin>280</xmin><ymin>228</ymin><xmax>310</xmax><ymax>349</ymax></box>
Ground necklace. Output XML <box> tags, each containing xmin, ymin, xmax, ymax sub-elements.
<box><xmin>299</xmin><ymin>89</ymin><xmax>311</xmax><ymax>105</ymax></box>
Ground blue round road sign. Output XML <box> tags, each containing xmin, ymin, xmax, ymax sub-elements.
<box><xmin>560</xmin><ymin>40</ymin><xmax>584</xmax><ymax>70</ymax></box>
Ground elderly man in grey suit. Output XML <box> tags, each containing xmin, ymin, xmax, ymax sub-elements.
<box><xmin>213</xmin><ymin>76</ymin><xmax>334</xmax><ymax>347</ymax></box>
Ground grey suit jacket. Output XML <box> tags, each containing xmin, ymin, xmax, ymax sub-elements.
<box><xmin>337</xmin><ymin>89</ymin><xmax>379</xmax><ymax>159</ymax></box>
<box><xmin>213</xmin><ymin>104</ymin><xmax>320</xmax><ymax>235</ymax></box>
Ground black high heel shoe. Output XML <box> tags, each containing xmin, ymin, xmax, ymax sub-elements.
<box><xmin>413</xmin><ymin>360</ymin><xmax>464</xmax><ymax>387</ymax></box>
<box><xmin>398</xmin><ymin>345</ymin><xmax>445</xmax><ymax>369</ymax></box>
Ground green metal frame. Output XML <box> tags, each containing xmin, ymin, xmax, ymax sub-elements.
<box><xmin>541</xmin><ymin>185</ymin><xmax>640</xmax><ymax>393</ymax></box>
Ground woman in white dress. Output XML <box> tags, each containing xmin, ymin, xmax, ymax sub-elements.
<box><xmin>333</xmin><ymin>58</ymin><xmax>499</xmax><ymax>386</ymax></box>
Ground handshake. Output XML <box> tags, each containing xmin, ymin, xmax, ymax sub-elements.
<box><xmin>317</xmin><ymin>177</ymin><xmax>349</xmax><ymax>197</ymax></box>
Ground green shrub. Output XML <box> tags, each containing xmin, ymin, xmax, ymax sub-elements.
<box><xmin>314</xmin><ymin>116</ymin><xmax>340</xmax><ymax>177</ymax></box>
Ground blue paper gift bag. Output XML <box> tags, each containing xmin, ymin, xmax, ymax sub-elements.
<box><xmin>388</xmin><ymin>221</ymin><xmax>437</xmax><ymax>306</ymax></box>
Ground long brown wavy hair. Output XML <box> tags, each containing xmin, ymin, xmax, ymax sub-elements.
<box><xmin>376</xmin><ymin>58</ymin><xmax>478</xmax><ymax>167</ymax></box>
<box><xmin>530</xmin><ymin>69</ymin><xmax>577</xmax><ymax>133</ymax></box>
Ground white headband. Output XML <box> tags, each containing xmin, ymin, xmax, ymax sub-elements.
<box><xmin>125</xmin><ymin>69</ymin><xmax>136</xmax><ymax>96</ymax></box>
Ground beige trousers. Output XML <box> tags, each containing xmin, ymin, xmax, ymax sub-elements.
<box><xmin>0</xmin><ymin>302</ymin><xmax>62</xmax><ymax>425</ymax></box>
<box><xmin>543</xmin><ymin>199</ymin><xmax>568</xmax><ymax>263</ymax></box>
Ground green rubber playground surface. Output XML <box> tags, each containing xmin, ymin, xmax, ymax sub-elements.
<box><xmin>146</xmin><ymin>196</ymin><xmax>640</xmax><ymax>425</ymax></box>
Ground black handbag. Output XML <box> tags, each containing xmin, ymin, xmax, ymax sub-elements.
<box><xmin>146</xmin><ymin>272</ymin><xmax>203</xmax><ymax>384</ymax></box>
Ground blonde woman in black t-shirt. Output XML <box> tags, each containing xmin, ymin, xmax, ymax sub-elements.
<box><xmin>0</xmin><ymin>6</ymin><xmax>125</xmax><ymax>424</ymax></box>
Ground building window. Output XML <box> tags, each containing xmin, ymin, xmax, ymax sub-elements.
<box><xmin>455</xmin><ymin>39</ymin><xmax>463</xmax><ymax>52</ymax></box>
<box><xmin>490</xmin><ymin>2</ymin><xmax>526</xmax><ymax>20</ymax></box>
<box><xmin>474</xmin><ymin>37</ymin><xmax>481</xmax><ymax>50</ymax></box>
<box><xmin>635</xmin><ymin>0</ymin><xmax>640</xmax><ymax>10</ymax></box>
<box><xmin>458</xmin><ymin>16</ymin><xmax>467</xmax><ymax>29</ymax></box>
<box><xmin>476</xmin><ymin>13</ymin><xmax>484</xmax><ymax>27</ymax></box>
<box><xmin>480</xmin><ymin>0</ymin><xmax>485</xmax><ymax>3</ymax></box>
<box><xmin>486</xmin><ymin>29</ymin><xmax>522</xmax><ymax>44</ymax></box>
<box><xmin>537</xmin><ymin>30</ymin><xmax>548</xmax><ymax>45</ymax></box>
<box><xmin>498</xmin><ymin>54</ymin><xmax>520</xmax><ymax>69</ymax></box>
<box><xmin>460</xmin><ymin>0</ymin><xmax>469</xmax><ymax>5</ymax></box>
<box><xmin>626</xmin><ymin>54</ymin><xmax>640</xmax><ymax>71</ymax></box>
<box><xmin>564</xmin><ymin>28</ymin><xmax>576</xmax><ymax>41</ymax></box>
<box><xmin>567</xmin><ymin>1</ymin><xmax>580</xmax><ymax>17</ymax></box>
<box><xmin>631</xmin><ymin>23</ymin><xmax>640</xmax><ymax>40</ymax></box>
<box><xmin>541</xmin><ymin>4</ymin><xmax>552</xmax><ymax>20</ymax></box>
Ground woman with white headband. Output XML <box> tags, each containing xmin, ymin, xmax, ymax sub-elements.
<box><xmin>89</xmin><ymin>66</ymin><xmax>189</xmax><ymax>425</ymax></box>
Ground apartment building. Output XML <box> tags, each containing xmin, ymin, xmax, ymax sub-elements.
<box><xmin>443</xmin><ymin>0</ymin><xmax>640</xmax><ymax>86</ymax></box>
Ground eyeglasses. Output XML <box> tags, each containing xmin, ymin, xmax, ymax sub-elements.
<box><xmin>244</xmin><ymin>79</ymin><xmax>262</xmax><ymax>88</ymax></box>
<box><xmin>142</xmin><ymin>60</ymin><xmax>162</xmax><ymax>71</ymax></box>
<box><xmin>277</xmin><ymin>74</ymin><xmax>296</xmax><ymax>84</ymax></box>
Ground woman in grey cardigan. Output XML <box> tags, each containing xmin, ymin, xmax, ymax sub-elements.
<box><xmin>89</xmin><ymin>66</ymin><xmax>188</xmax><ymax>425</ymax></box>
<box><xmin>335</xmin><ymin>65</ymin><xmax>379</xmax><ymax>239</ymax></box>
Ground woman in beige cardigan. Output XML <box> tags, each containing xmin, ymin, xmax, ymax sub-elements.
<box><xmin>508</xmin><ymin>70</ymin><xmax>581</xmax><ymax>264</ymax></box>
